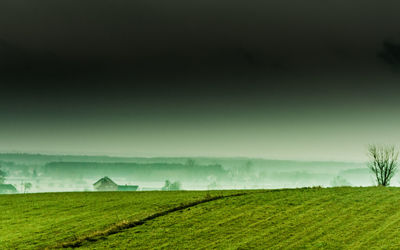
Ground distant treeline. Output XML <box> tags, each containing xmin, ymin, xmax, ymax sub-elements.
<box><xmin>0</xmin><ymin>153</ymin><xmax>370</xmax><ymax>188</ymax></box>
<box><xmin>43</xmin><ymin>161</ymin><xmax>228</xmax><ymax>181</ymax></box>
<box><xmin>0</xmin><ymin>153</ymin><xmax>365</xmax><ymax>172</ymax></box>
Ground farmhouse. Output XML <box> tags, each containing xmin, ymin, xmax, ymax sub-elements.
<box><xmin>93</xmin><ymin>177</ymin><xmax>138</xmax><ymax>191</ymax></box>
<box><xmin>0</xmin><ymin>184</ymin><xmax>17</xmax><ymax>194</ymax></box>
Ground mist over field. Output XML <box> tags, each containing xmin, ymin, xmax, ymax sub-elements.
<box><xmin>0</xmin><ymin>153</ymin><xmax>377</xmax><ymax>193</ymax></box>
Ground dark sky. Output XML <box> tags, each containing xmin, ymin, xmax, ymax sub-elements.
<box><xmin>1</xmin><ymin>0</ymin><xmax>400</xmax><ymax>160</ymax></box>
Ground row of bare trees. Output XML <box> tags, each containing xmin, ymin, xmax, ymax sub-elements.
<box><xmin>367</xmin><ymin>145</ymin><xmax>399</xmax><ymax>186</ymax></box>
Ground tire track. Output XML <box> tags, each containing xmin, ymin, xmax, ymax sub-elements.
<box><xmin>54</xmin><ymin>192</ymin><xmax>248</xmax><ymax>248</ymax></box>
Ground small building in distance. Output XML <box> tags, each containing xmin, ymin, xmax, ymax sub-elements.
<box><xmin>93</xmin><ymin>177</ymin><xmax>118</xmax><ymax>191</ymax></box>
<box><xmin>117</xmin><ymin>185</ymin><xmax>139</xmax><ymax>191</ymax></box>
<box><xmin>93</xmin><ymin>177</ymin><xmax>138</xmax><ymax>191</ymax></box>
<box><xmin>0</xmin><ymin>184</ymin><xmax>18</xmax><ymax>194</ymax></box>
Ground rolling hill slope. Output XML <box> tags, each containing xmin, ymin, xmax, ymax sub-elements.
<box><xmin>0</xmin><ymin>191</ymin><xmax>241</xmax><ymax>249</ymax></box>
<box><xmin>2</xmin><ymin>187</ymin><xmax>400</xmax><ymax>249</ymax></box>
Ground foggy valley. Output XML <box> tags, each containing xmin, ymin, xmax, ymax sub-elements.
<box><xmin>0</xmin><ymin>153</ymin><xmax>373</xmax><ymax>194</ymax></box>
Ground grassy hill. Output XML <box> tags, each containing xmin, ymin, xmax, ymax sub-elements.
<box><xmin>1</xmin><ymin>187</ymin><xmax>400</xmax><ymax>249</ymax></box>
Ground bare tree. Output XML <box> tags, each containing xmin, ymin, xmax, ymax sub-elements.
<box><xmin>367</xmin><ymin>145</ymin><xmax>398</xmax><ymax>186</ymax></box>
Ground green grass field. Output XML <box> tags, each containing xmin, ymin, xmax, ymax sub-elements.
<box><xmin>2</xmin><ymin>187</ymin><xmax>400</xmax><ymax>249</ymax></box>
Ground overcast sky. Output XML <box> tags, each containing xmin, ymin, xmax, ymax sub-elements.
<box><xmin>1</xmin><ymin>0</ymin><xmax>400</xmax><ymax>161</ymax></box>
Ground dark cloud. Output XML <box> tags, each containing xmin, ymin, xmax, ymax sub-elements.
<box><xmin>1</xmin><ymin>0</ymin><xmax>399</xmax><ymax>75</ymax></box>
<box><xmin>0</xmin><ymin>0</ymin><xmax>400</xmax><ymax>112</ymax></box>
<box><xmin>379</xmin><ymin>34</ymin><xmax>400</xmax><ymax>68</ymax></box>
